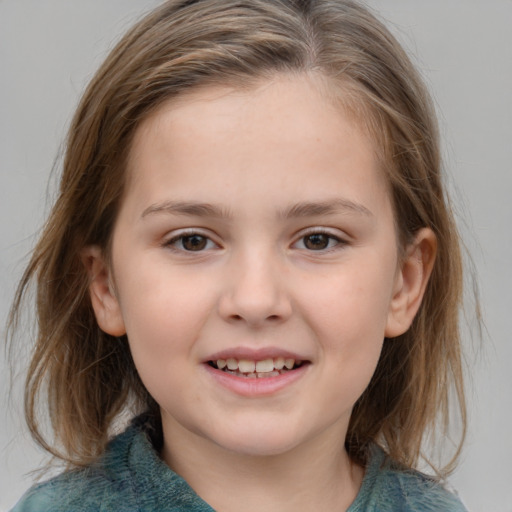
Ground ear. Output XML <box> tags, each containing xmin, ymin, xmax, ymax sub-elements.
<box><xmin>82</xmin><ymin>246</ymin><xmax>126</xmax><ymax>337</ymax></box>
<box><xmin>385</xmin><ymin>228</ymin><xmax>437</xmax><ymax>338</ymax></box>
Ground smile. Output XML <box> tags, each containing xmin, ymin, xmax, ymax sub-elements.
<box><xmin>208</xmin><ymin>357</ymin><xmax>306</xmax><ymax>379</ymax></box>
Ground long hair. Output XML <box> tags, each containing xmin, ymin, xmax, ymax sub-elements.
<box><xmin>8</xmin><ymin>0</ymin><xmax>466</xmax><ymax>473</ymax></box>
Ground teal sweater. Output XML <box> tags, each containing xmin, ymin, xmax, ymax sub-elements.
<box><xmin>12</xmin><ymin>417</ymin><xmax>467</xmax><ymax>511</ymax></box>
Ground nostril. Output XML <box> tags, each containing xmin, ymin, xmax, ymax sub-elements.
<box><xmin>218</xmin><ymin>286</ymin><xmax>292</xmax><ymax>325</ymax></box>
<box><xmin>228</xmin><ymin>313</ymin><xmax>284</xmax><ymax>323</ymax></box>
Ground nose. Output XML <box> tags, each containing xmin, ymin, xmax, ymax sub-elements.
<box><xmin>217</xmin><ymin>249</ymin><xmax>293</xmax><ymax>327</ymax></box>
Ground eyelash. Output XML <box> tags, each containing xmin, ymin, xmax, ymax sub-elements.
<box><xmin>163</xmin><ymin>229</ymin><xmax>347</xmax><ymax>254</ymax></box>
<box><xmin>163</xmin><ymin>231</ymin><xmax>219</xmax><ymax>252</ymax></box>
<box><xmin>293</xmin><ymin>229</ymin><xmax>347</xmax><ymax>252</ymax></box>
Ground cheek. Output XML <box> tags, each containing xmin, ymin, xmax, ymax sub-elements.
<box><xmin>296</xmin><ymin>254</ymin><xmax>397</xmax><ymax>391</ymax></box>
<box><xmin>304</xmin><ymin>264</ymin><xmax>395</xmax><ymax>342</ymax></box>
<box><xmin>114</xmin><ymin>265</ymin><xmax>215</xmax><ymax>365</ymax></box>
<box><xmin>115</xmin><ymin>269</ymin><xmax>214</xmax><ymax>412</ymax></box>
<box><xmin>313</xmin><ymin>281</ymin><xmax>389</xmax><ymax>408</ymax></box>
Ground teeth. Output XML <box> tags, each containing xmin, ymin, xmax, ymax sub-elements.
<box><xmin>255</xmin><ymin>358</ymin><xmax>274</xmax><ymax>373</ymax></box>
<box><xmin>264</xmin><ymin>371</ymin><xmax>280</xmax><ymax>377</ymax></box>
<box><xmin>284</xmin><ymin>358</ymin><xmax>295</xmax><ymax>370</ymax></box>
<box><xmin>214</xmin><ymin>357</ymin><xmax>300</xmax><ymax>373</ymax></box>
<box><xmin>238</xmin><ymin>359</ymin><xmax>256</xmax><ymax>373</ymax></box>
<box><xmin>226</xmin><ymin>358</ymin><xmax>238</xmax><ymax>370</ymax></box>
<box><xmin>274</xmin><ymin>357</ymin><xmax>285</xmax><ymax>370</ymax></box>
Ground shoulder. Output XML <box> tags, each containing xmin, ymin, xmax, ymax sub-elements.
<box><xmin>349</xmin><ymin>445</ymin><xmax>468</xmax><ymax>512</ymax></box>
<box><xmin>377</xmin><ymin>467</ymin><xmax>467</xmax><ymax>512</ymax></box>
<box><xmin>10</xmin><ymin>468</ymin><xmax>123</xmax><ymax>512</ymax></box>
<box><xmin>11</xmin><ymin>415</ymin><xmax>214</xmax><ymax>512</ymax></box>
<box><xmin>10</xmin><ymin>422</ymin><xmax>141</xmax><ymax>512</ymax></box>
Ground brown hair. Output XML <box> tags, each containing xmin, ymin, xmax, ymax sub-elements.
<box><xmin>8</xmin><ymin>0</ymin><xmax>466</xmax><ymax>473</ymax></box>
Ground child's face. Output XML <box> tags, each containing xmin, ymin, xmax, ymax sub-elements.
<box><xmin>89</xmin><ymin>75</ymin><xmax>426</xmax><ymax>459</ymax></box>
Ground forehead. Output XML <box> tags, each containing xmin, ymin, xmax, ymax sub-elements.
<box><xmin>122</xmin><ymin>74</ymin><xmax>389</xmax><ymax>218</ymax></box>
<box><xmin>128</xmin><ymin>73</ymin><xmax>380</xmax><ymax>160</ymax></box>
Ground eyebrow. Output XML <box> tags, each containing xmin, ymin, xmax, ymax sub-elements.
<box><xmin>280</xmin><ymin>199</ymin><xmax>373</xmax><ymax>219</ymax></box>
<box><xmin>141</xmin><ymin>200</ymin><xmax>231</xmax><ymax>219</ymax></box>
<box><xmin>141</xmin><ymin>198</ymin><xmax>373</xmax><ymax>220</ymax></box>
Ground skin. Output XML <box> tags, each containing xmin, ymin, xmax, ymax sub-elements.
<box><xmin>85</xmin><ymin>74</ymin><xmax>436</xmax><ymax>512</ymax></box>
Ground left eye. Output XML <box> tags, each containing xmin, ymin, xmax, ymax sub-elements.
<box><xmin>295</xmin><ymin>232</ymin><xmax>342</xmax><ymax>251</ymax></box>
<box><xmin>166</xmin><ymin>234</ymin><xmax>216</xmax><ymax>252</ymax></box>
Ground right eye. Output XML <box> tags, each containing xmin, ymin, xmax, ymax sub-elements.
<box><xmin>165</xmin><ymin>233</ymin><xmax>217</xmax><ymax>252</ymax></box>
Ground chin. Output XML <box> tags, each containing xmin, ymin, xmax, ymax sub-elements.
<box><xmin>208</xmin><ymin>422</ymin><xmax>310</xmax><ymax>458</ymax></box>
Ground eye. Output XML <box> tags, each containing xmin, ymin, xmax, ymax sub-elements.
<box><xmin>165</xmin><ymin>233</ymin><xmax>217</xmax><ymax>252</ymax></box>
<box><xmin>294</xmin><ymin>231</ymin><xmax>344</xmax><ymax>251</ymax></box>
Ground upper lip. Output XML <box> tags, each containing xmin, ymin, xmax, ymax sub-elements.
<box><xmin>204</xmin><ymin>346</ymin><xmax>310</xmax><ymax>363</ymax></box>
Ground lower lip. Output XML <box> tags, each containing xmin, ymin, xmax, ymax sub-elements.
<box><xmin>203</xmin><ymin>363</ymin><xmax>309</xmax><ymax>397</ymax></box>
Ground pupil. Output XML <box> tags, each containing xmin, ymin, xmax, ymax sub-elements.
<box><xmin>183</xmin><ymin>235</ymin><xmax>207</xmax><ymax>251</ymax></box>
<box><xmin>305</xmin><ymin>233</ymin><xmax>329</xmax><ymax>250</ymax></box>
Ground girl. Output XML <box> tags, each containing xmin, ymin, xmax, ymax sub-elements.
<box><xmin>8</xmin><ymin>0</ymin><xmax>470</xmax><ymax>510</ymax></box>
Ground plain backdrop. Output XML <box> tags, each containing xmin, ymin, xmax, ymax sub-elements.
<box><xmin>1</xmin><ymin>1</ymin><xmax>511</xmax><ymax>511</ymax></box>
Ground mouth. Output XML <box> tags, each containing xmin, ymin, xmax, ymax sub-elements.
<box><xmin>207</xmin><ymin>357</ymin><xmax>308</xmax><ymax>379</ymax></box>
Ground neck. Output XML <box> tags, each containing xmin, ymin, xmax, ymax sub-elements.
<box><xmin>161</xmin><ymin>417</ymin><xmax>364</xmax><ymax>512</ymax></box>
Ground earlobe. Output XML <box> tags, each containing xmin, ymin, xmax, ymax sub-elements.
<box><xmin>82</xmin><ymin>246</ymin><xmax>126</xmax><ymax>337</ymax></box>
<box><xmin>385</xmin><ymin>228</ymin><xmax>437</xmax><ymax>338</ymax></box>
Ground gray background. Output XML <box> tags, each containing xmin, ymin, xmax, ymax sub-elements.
<box><xmin>1</xmin><ymin>1</ymin><xmax>511</xmax><ymax>511</ymax></box>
